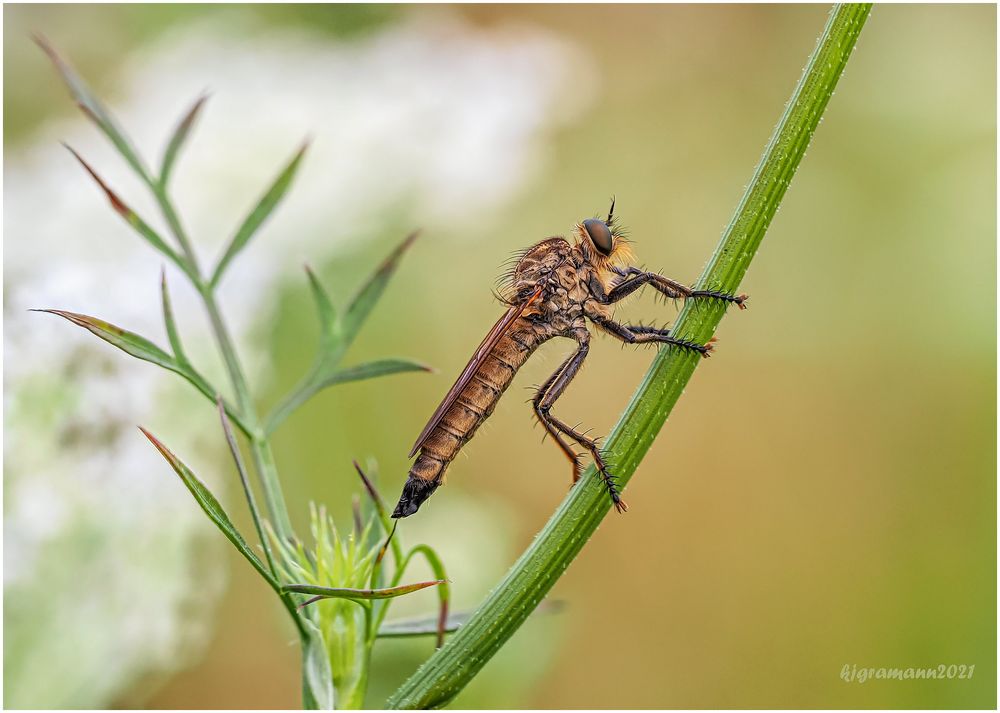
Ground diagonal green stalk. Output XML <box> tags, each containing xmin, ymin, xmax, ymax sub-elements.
<box><xmin>386</xmin><ymin>4</ymin><xmax>872</xmax><ymax>708</ymax></box>
<box><xmin>150</xmin><ymin>179</ymin><xmax>295</xmax><ymax>540</ymax></box>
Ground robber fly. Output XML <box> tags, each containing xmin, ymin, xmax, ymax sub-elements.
<box><xmin>391</xmin><ymin>201</ymin><xmax>747</xmax><ymax>518</ymax></box>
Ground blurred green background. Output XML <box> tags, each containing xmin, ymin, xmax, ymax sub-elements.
<box><xmin>4</xmin><ymin>3</ymin><xmax>995</xmax><ymax>709</ymax></box>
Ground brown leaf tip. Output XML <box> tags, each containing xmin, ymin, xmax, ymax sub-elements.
<box><xmin>138</xmin><ymin>426</ymin><xmax>179</xmax><ymax>467</ymax></box>
<box><xmin>376</xmin><ymin>229</ymin><xmax>421</xmax><ymax>277</ymax></box>
<box><xmin>62</xmin><ymin>144</ymin><xmax>130</xmax><ymax>217</ymax></box>
<box><xmin>180</xmin><ymin>94</ymin><xmax>210</xmax><ymax>131</ymax></box>
<box><xmin>353</xmin><ymin>460</ymin><xmax>384</xmax><ymax>507</ymax></box>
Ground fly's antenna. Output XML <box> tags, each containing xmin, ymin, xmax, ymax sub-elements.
<box><xmin>606</xmin><ymin>195</ymin><xmax>616</xmax><ymax>225</ymax></box>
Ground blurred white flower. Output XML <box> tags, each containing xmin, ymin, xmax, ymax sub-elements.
<box><xmin>3</xmin><ymin>12</ymin><xmax>594</xmax><ymax>708</ymax></box>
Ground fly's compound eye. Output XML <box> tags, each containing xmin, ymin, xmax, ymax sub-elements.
<box><xmin>582</xmin><ymin>218</ymin><xmax>613</xmax><ymax>256</ymax></box>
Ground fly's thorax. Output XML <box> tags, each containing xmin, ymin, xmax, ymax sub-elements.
<box><xmin>525</xmin><ymin>261</ymin><xmax>584</xmax><ymax>333</ymax></box>
<box><xmin>505</xmin><ymin>237</ymin><xmax>571</xmax><ymax>300</ymax></box>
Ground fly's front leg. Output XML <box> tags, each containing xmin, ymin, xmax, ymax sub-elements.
<box><xmin>607</xmin><ymin>266</ymin><xmax>748</xmax><ymax>309</ymax></box>
<box><xmin>531</xmin><ymin>331</ymin><xmax>627</xmax><ymax>513</ymax></box>
<box><xmin>587</xmin><ymin>307</ymin><xmax>716</xmax><ymax>358</ymax></box>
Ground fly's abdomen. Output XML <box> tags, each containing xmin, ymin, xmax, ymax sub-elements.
<box><xmin>393</xmin><ymin>326</ymin><xmax>541</xmax><ymax>517</ymax></box>
<box><xmin>417</xmin><ymin>328</ymin><xmax>537</xmax><ymax>476</ymax></box>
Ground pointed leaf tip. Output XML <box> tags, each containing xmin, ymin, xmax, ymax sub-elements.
<box><xmin>319</xmin><ymin>359</ymin><xmax>434</xmax><ymax>389</ymax></box>
<box><xmin>180</xmin><ymin>93</ymin><xmax>210</xmax><ymax>130</ymax></box>
<box><xmin>35</xmin><ymin>307</ymin><xmax>173</xmax><ymax>363</ymax></box>
<box><xmin>304</xmin><ymin>264</ymin><xmax>337</xmax><ymax>345</ymax></box>
<box><xmin>353</xmin><ymin>460</ymin><xmax>386</xmax><ymax>512</ymax></box>
<box><xmin>160</xmin><ymin>270</ymin><xmax>188</xmax><ymax>364</ymax></box>
<box><xmin>340</xmin><ymin>230</ymin><xmax>421</xmax><ymax>351</ymax></box>
<box><xmin>61</xmin><ymin>146</ymin><xmax>189</xmax><ymax>274</ymax></box>
<box><xmin>38</xmin><ymin>307</ymin><xmax>248</xmax><ymax>434</ymax></box>
<box><xmin>63</xmin><ymin>144</ymin><xmax>129</xmax><ymax>217</ymax></box>
<box><xmin>138</xmin><ymin>425</ymin><xmax>280</xmax><ymax>592</ymax></box>
<box><xmin>38</xmin><ymin>38</ymin><xmax>151</xmax><ymax>183</ymax></box>
<box><xmin>211</xmin><ymin>141</ymin><xmax>308</xmax><ymax>286</ymax></box>
<box><xmin>286</xmin><ymin>579</ymin><xmax>446</xmax><ymax>608</ymax></box>
<box><xmin>137</xmin><ymin>426</ymin><xmax>165</xmax><ymax>450</ymax></box>
<box><xmin>160</xmin><ymin>93</ymin><xmax>210</xmax><ymax>186</ymax></box>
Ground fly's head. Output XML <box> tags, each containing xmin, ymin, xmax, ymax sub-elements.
<box><xmin>575</xmin><ymin>197</ymin><xmax>633</xmax><ymax>281</ymax></box>
<box><xmin>497</xmin><ymin>200</ymin><xmax>632</xmax><ymax>307</ymax></box>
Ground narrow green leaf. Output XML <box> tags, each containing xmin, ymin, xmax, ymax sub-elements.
<box><xmin>264</xmin><ymin>358</ymin><xmax>432</xmax><ymax>435</ymax></box>
<box><xmin>377</xmin><ymin>611</ymin><xmax>471</xmax><ymax>639</ymax></box>
<box><xmin>353</xmin><ymin>460</ymin><xmax>389</xmax><ymax>523</ymax></box>
<box><xmin>160</xmin><ymin>269</ymin><xmax>188</xmax><ymax>366</ymax></box>
<box><xmin>35</xmin><ymin>35</ymin><xmax>152</xmax><ymax>183</ymax></box>
<box><xmin>339</xmin><ymin>231</ymin><xmax>419</xmax><ymax>355</ymax></box>
<box><xmin>317</xmin><ymin>359</ymin><xmax>433</xmax><ymax>390</ymax></box>
<box><xmin>36</xmin><ymin>308</ymin><xmax>251</xmax><ymax>435</ymax></box>
<box><xmin>160</xmin><ymin>94</ymin><xmax>208</xmax><ymax>187</ymax></box>
<box><xmin>304</xmin><ymin>265</ymin><xmax>339</xmax><ymax>353</ymax></box>
<box><xmin>217</xmin><ymin>398</ymin><xmax>275</xmax><ymax>575</ymax></box>
<box><xmin>284</xmin><ymin>580</ymin><xmax>445</xmax><ymax>608</ymax></box>
<box><xmin>139</xmin><ymin>427</ymin><xmax>280</xmax><ymax>592</ymax></box>
<box><xmin>401</xmin><ymin>545</ymin><xmax>451</xmax><ymax>649</ymax></box>
<box><xmin>263</xmin><ymin>235</ymin><xmax>427</xmax><ymax>433</ymax></box>
<box><xmin>63</xmin><ymin>145</ymin><xmax>193</xmax><ymax>279</ymax></box>
<box><xmin>354</xmin><ymin>460</ymin><xmax>401</xmax><ymax>571</ymax></box>
<box><xmin>302</xmin><ymin>620</ymin><xmax>335</xmax><ymax>710</ymax></box>
<box><xmin>37</xmin><ymin>308</ymin><xmax>175</xmax><ymax>367</ymax></box>
<box><xmin>211</xmin><ymin>141</ymin><xmax>309</xmax><ymax>286</ymax></box>
<box><xmin>377</xmin><ymin>600</ymin><xmax>565</xmax><ymax>639</ymax></box>
<box><xmin>217</xmin><ymin>398</ymin><xmax>310</xmax><ymax>641</ymax></box>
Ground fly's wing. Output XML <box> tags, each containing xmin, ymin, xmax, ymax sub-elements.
<box><xmin>409</xmin><ymin>289</ymin><xmax>541</xmax><ymax>458</ymax></box>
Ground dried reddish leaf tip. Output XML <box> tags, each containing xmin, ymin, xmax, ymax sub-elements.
<box><xmin>353</xmin><ymin>460</ymin><xmax>384</xmax><ymax>507</ymax></box>
<box><xmin>34</xmin><ymin>307</ymin><xmax>92</xmax><ymax>328</ymax></box>
<box><xmin>298</xmin><ymin>595</ymin><xmax>324</xmax><ymax>610</ymax></box>
<box><xmin>32</xmin><ymin>308</ymin><xmax>128</xmax><ymax>339</ymax></box>
<box><xmin>62</xmin><ymin>144</ymin><xmax>130</xmax><ymax>217</ymax></box>
<box><xmin>138</xmin><ymin>426</ymin><xmax>174</xmax><ymax>463</ymax></box>
<box><xmin>377</xmin><ymin>230</ymin><xmax>421</xmax><ymax>274</ymax></box>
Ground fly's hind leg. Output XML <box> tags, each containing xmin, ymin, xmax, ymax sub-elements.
<box><xmin>532</xmin><ymin>357</ymin><xmax>583</xmax><ymax>484</ymax></box>
<box><xmin>531</xmin><ymin>330</ymin><xmax>628</xmax><ymax>513</ymax></box>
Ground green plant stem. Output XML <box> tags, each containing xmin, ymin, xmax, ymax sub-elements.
<box><xmin>387</xmin><ymin>4</ymin><xmax>871</xmax><ymax>708</ymax></box>
<box><xmin>201</xmin><ymin>286</ymin><xmax>294</xmax><ymax>536</ymax></box>
<box><xmin>150</xmin><ymin>181</ymin><xmax>296</xmax><ymax>541</ymax></box>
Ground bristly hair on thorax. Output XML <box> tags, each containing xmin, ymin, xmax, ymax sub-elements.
<box><xmin>495</xmin><ymin>206</ymin><xmax>634</xmax><ymax>304</ymax></box>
